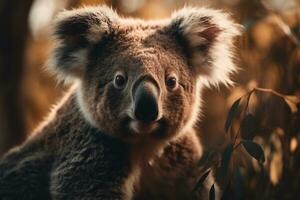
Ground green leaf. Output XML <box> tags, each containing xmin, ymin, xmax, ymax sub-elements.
<box><xmin>221</xmin><ymin>184</ymin><xmax>231</xmax><ymax>200</ymax></box>
<box><xmin>233</xmin><ymin>168</ymin><xmax>244</xmax><ymax>199</ymax></box>
<box><xmin>220</xmin><ymin>144</ymin><xmax>234</xmax><ymax>176</ymax></box>
<box><xmin>225</xmin><ymin>98</ymin><xmax>241</xmax><ymax>133</ymax></box>
<box><xmin>197</xmin><ymin>151</ymin><xmax>216</xmax><ymax>166</ymax></box>
<box><xmin>240</xmin><ymin>114</ymin><xmax>259</xmax><ymax>139</ymax></box>
<box><xmin>192</xmin><ymin>170</ymin><xmax>211</xmax><ymax>193</ymax></box>
<box><xmin>242</xmin><ymin>140</ymin><xmax>265</xmax><ymax>164</ymax></box>
<box><xmin>209</xmin><ymin>184</ymin><xmax>215</xmax><ymax>200</ymax></box>
<box><xmin>297</xmin><ymin>102</ymin><xmax>300</xmax><ymax>115</ymax></box>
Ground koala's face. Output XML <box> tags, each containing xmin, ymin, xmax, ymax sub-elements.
<box><xmin>49</xmin><ymin>6</ymin><xmax>241</xmax><ymax>142</ymax></box>
<box><xmin>77</xmin><ymin>28</ymin><xmax>197</xmax><ymax>142</ymax></box>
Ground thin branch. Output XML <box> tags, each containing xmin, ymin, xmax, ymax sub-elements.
<box><xmin>254</xmin><ymin>87</ymin><xmax>299</xmax><ymax>104</ymax></box>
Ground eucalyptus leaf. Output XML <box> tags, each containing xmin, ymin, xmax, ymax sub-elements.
<box><xmin>192</xmin><ymin>170</ymin><xmax>211</xmax><ymax>193</ymax></box>
<box><xmin>221</xmin><ymin>184</ymin><xmax>231</xmax><ymax>200</ymax></box>
<box><xmin>225</xmin><ymin>98</ymin><xmax>241</xmax><ymax>133</ymax></box>
<box><xmin>209</xmin><ymin>184</ymin><xmax>215</xmax><ymax>200</ymax></box>
<box><xmin>220</xmin><ymin>144</ymin><xmax>234</xmax><ymax>176</ymax></box>
<box><xmin>242</xmin><ymin>140</ymin><xmax>265</xmax><ymax>164</ymax></box>
<box><xmin>241</xmin><ymin>114</ymin><xmax>259</xmax><ymax>139</ymax></box>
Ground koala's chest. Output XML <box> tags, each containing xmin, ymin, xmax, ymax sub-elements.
<box><xmin>135</xmin><ymin>139</ymin><xmax>202</xmax><ymax>200</ymax></box>
<box><xmin>50</xmin><ymin>134</ymin><xmax>132</xmax><ymax>199</ymax></box>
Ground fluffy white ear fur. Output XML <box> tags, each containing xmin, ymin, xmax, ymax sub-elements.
<box><xmin>170</xmin><ymin>7</ymin><xmax>242</xmax><ymax>87</ymax></box>
<box><xmin>47</xmin><ymin>6</ymin><xmax>241</xmax><ymax>86</ymax></box>
<box><xmin>47</xmin><ymin>6</ymin><xmax>118</xmax><ymax>83</ymax></box>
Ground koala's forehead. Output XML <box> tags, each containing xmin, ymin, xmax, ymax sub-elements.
<box><xmin>111</xmin><ymin>22</ymin><xmax>175</xmax><ymax>50</ymax></box>
<box><xmin>91</xmin><ymin>22</ymin><xmax>186</xmax><ymax>72</ymax></box>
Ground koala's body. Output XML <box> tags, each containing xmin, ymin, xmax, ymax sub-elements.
<box><xmin>0</xmin><ymin>6</ymin><xmax>240</xmax><ymax>200</ymax></box>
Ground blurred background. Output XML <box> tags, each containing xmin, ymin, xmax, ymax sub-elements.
<box><xmin>0</xmin><ymin>0</ymin><xmax>299</xmax><ymax>199</ymax></box>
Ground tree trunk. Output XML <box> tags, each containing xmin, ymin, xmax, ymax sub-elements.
<box><xmin>0</xmin><ymin>0</ymin><xmax>34</xmax><ymax>155</ymax></box>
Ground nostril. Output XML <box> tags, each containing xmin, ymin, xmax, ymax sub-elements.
<box><xmin>133</xmin><ymin>82</ymin><xmax>159</xmax><ymax>123</ymax></box>
<box><xmin>134</xmin><ymin>97</ymin><xmax>158</xmax><ymax>123</ymax></box>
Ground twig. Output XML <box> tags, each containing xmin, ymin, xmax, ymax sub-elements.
<box><xmin>253</xmin><ymin>87</ymin><xmax>299</xmax><ymax>104</ymax></box>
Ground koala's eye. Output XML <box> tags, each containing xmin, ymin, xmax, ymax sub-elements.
<box><xmin>165</xmin><ymin>75</ymin><xmax>178</xmax><ymax>90</ymax></box>
<box><xmin>114</xmin><ymin>72</ymin><xmax>127</xmax><ymax>89</ymax></box>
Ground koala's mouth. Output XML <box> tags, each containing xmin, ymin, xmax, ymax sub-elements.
<box><xmin>130</xmin><ymin>120</ymin><xmax>160</xmax><ymax>134</ymax></box>
<box><xmin>120</xmin><ymin>114</ymin><xmax>168</xmax><ymax>139</ymax></box>
<box><xmin>120</xmin><ymin>116</ymin><xmax>169</xmax><ymax>140</ymax></box>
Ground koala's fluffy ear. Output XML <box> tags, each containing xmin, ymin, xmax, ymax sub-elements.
<box><xmin>170</xmin><ymin>7</ymin><xmax>242</xmax><ymax>86</ymax></box>
<box><xmin>47</xmin><ymin>6</ymin><xmax>118</xmax><ymax>82</ymax></box>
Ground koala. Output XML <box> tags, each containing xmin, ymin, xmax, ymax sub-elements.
<box><xmin>0</xmin><ymin>5</ymin><xmax>241</xmax><ymax>200</ymax></box>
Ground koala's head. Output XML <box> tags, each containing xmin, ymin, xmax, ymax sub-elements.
<box><xmin>48</xmin><ymin>6</ymin><xmax>241</xmax><ymax>143</ymax></box>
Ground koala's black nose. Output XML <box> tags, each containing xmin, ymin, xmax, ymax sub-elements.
<box><xmin>133</xmin><ymin>81</ymin><xmax>159</xmax><ymax>123</ymax></box>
